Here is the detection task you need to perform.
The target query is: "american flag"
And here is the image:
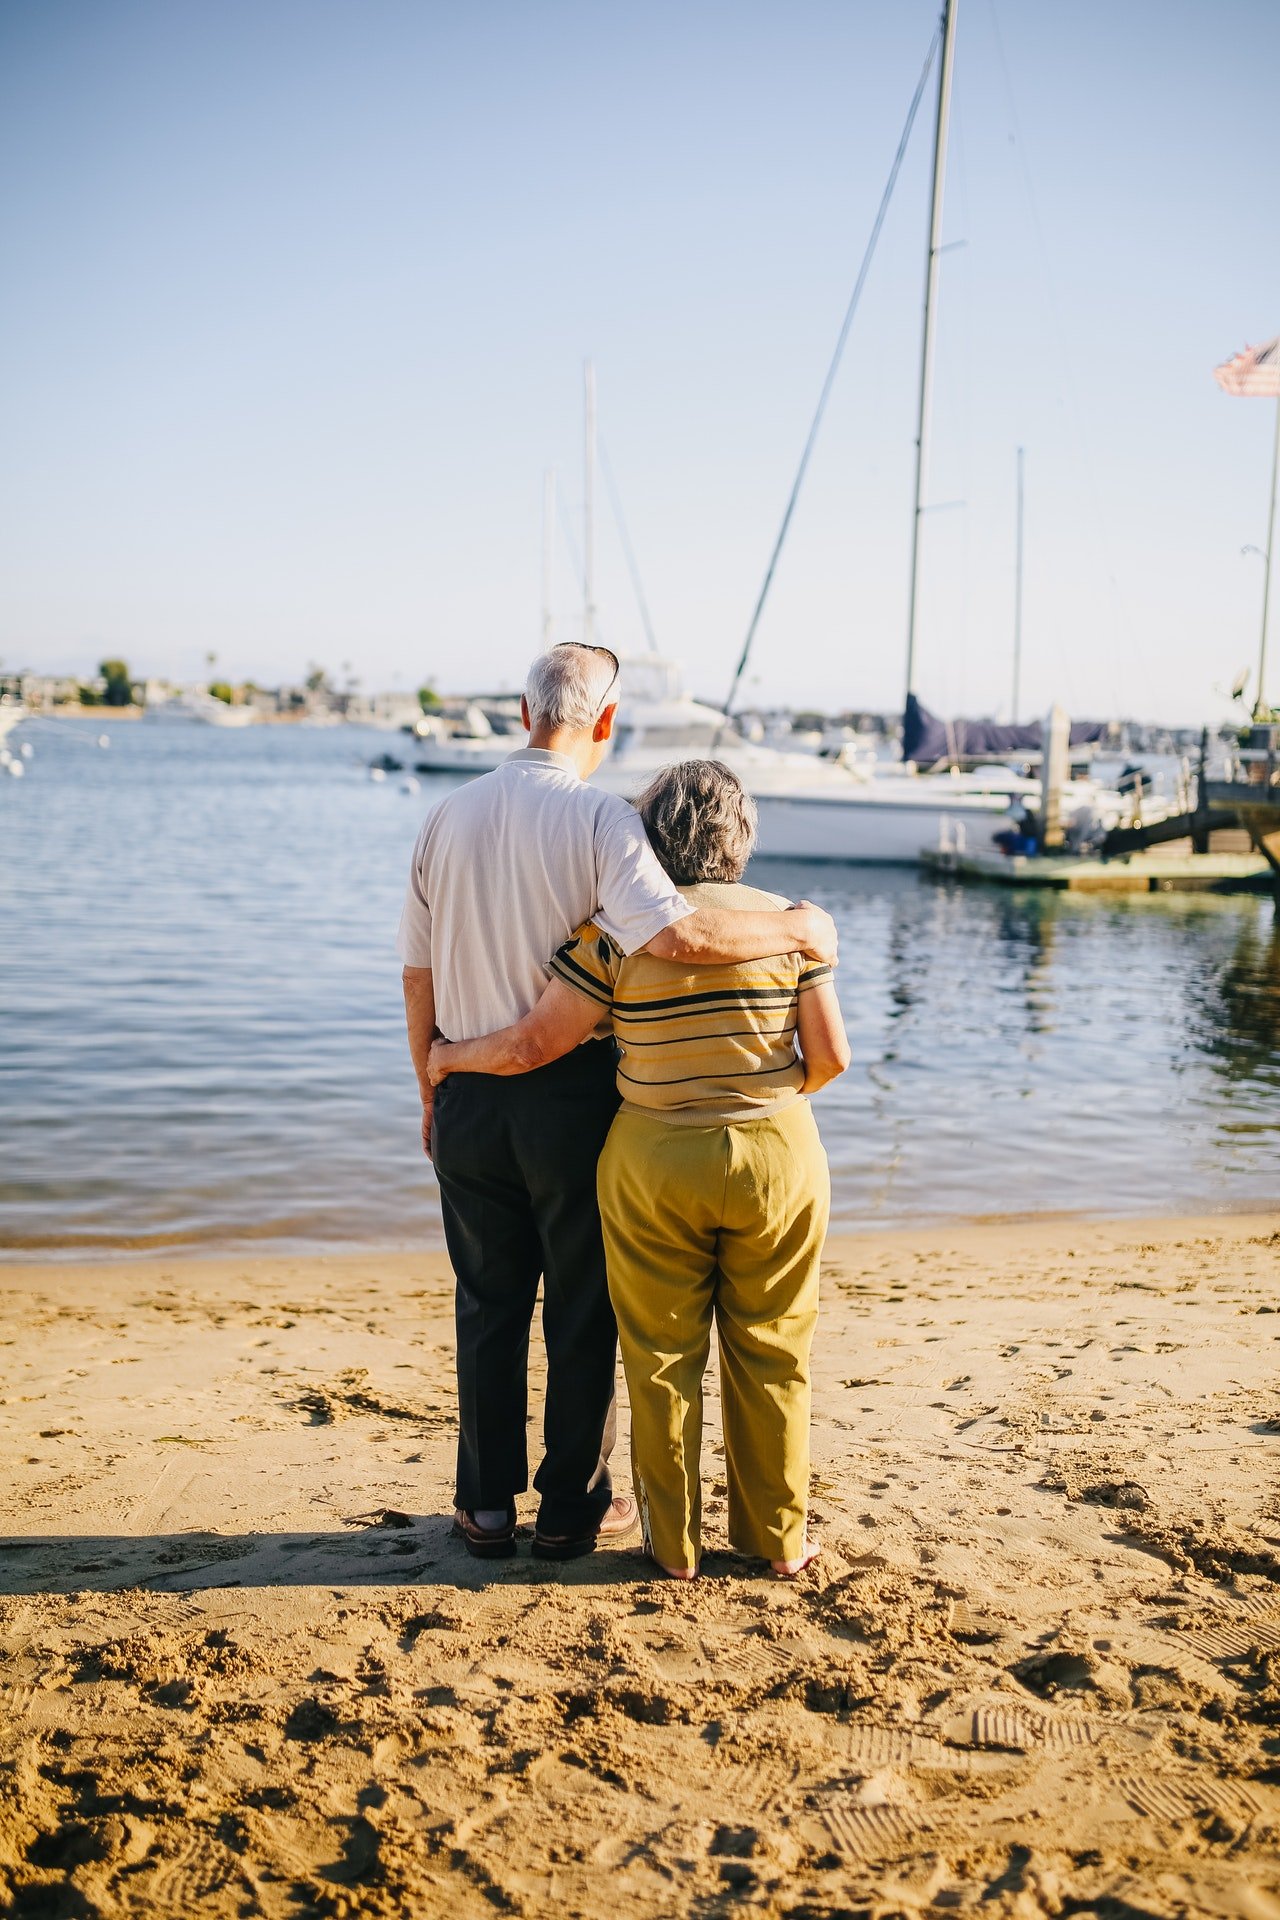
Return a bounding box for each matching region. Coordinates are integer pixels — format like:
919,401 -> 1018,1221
1215,336 -> 1280,397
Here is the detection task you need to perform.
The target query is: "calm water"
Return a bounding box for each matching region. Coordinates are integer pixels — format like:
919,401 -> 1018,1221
2,719 -> 1277,1258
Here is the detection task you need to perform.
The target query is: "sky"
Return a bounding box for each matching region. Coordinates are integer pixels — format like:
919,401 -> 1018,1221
1,0 -> 1278,725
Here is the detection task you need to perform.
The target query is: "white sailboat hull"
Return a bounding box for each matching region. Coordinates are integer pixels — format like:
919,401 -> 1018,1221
411,742 -> 1011,865
750,786 -> 1008,863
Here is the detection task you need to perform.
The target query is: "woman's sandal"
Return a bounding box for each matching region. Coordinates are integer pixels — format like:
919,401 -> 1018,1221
451,1506 -> 517,1560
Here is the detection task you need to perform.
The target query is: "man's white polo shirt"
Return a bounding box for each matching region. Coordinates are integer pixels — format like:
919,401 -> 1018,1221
396,748 -> 694,1043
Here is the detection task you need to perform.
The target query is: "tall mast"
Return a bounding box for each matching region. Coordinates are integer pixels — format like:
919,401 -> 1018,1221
1255,395 -> 1280,720
542,468 -> 556,645
903,0 -> 958,714
583,359 -> 598,647
1012,445 -> 1025,722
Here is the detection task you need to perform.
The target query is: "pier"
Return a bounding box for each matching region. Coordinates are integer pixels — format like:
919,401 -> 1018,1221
921,846 -> 1271,892
924,720 -> 1280,894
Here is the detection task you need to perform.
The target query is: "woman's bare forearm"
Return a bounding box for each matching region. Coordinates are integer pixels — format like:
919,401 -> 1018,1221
799,1058 -> 844,1095
429,979 -> 603,1084
795,978 -> 851,1096
431,1021 -> 545,1080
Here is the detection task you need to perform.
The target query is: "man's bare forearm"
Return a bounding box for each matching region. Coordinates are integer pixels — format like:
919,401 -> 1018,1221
647,902 -> 837,967
402,966 -> 438,1101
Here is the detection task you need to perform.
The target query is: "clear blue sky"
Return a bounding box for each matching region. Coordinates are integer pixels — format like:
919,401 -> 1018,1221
1,0 -> 1277,723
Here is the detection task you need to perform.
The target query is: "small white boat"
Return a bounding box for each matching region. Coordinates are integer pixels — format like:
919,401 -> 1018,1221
143,691 -> 258,726
409,702 -> 523,770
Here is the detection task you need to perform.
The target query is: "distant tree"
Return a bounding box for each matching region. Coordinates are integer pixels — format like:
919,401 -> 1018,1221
209,681 -> 234,705
78,684 -> 100,706
99,659 -> 133,707
305,664 -> 331,694
418,682 -> 441,712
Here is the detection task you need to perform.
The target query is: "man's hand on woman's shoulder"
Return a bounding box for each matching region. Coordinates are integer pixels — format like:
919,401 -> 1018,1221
790,901 -> 838,968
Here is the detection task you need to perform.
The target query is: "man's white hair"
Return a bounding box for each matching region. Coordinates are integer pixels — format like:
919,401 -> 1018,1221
524,645 -> 616,732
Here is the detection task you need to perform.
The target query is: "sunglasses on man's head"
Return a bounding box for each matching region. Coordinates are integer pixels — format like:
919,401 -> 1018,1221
555,641 -> 620,718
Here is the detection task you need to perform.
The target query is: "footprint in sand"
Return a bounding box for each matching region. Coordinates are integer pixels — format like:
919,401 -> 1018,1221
940,1703 -> 1136,1754
1182,1615 -> 1280,1662
1111,1766 -> 1263,1830
822,1800 -> 926,1864
716,1756 -> 798,1815
137,1828 -> 251,1911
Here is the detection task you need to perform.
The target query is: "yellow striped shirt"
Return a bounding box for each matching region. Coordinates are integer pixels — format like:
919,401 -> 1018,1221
549,880 -> 832,1126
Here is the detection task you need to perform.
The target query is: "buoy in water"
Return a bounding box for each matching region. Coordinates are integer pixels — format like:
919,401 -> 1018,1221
400,776 -> 421,795
369,766 -> 386,782
19,742 -> 33,759
98,735 -> 110,748
8,759 -> 24,777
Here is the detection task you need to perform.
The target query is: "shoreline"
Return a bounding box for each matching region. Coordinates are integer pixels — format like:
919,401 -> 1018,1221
4,1208 -> 1280,1915
4,1196 -> 1278,1268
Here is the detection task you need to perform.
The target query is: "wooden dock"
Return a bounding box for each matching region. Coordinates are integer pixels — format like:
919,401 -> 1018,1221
920,847 -> 1274,893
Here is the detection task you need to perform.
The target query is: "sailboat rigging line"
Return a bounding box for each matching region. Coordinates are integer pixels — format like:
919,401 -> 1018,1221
717,24 -> 942,729
599,435 -> 661,656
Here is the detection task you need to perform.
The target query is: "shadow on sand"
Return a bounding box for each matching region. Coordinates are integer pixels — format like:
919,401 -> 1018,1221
0,1518 -> 775,1596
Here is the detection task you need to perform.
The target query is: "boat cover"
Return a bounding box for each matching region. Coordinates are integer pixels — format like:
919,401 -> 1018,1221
902,695 -> 1108,766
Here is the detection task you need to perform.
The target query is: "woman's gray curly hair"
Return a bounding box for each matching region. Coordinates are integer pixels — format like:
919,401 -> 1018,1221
634,759 -> 758,885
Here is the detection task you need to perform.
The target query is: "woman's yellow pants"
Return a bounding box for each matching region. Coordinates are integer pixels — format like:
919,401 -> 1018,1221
597,1099 -> 830,1572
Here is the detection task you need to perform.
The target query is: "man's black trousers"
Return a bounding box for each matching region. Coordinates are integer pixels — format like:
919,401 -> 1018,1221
431,1039 -> 621,1537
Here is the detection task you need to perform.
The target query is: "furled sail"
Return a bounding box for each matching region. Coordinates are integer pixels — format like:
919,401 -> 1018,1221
901,695 -> 1107,767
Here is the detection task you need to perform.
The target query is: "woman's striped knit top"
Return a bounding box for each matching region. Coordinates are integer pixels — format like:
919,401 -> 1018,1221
549,880 -> 833,1126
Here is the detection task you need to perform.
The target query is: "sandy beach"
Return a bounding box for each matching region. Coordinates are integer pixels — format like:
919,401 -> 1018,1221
3,1211 -> 1280,1918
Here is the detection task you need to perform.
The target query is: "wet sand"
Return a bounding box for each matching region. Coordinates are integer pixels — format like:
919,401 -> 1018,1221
3,1212 -> 1280,1918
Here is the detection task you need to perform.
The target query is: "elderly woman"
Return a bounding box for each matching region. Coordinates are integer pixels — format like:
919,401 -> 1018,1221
428,760 -> 849,1579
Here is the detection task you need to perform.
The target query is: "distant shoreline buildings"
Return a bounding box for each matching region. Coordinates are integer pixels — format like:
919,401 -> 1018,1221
0,659 -> 1232,756
1,660 -> 427,731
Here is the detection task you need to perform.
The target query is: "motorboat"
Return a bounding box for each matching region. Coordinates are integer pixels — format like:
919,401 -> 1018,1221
410,701 -> 524,771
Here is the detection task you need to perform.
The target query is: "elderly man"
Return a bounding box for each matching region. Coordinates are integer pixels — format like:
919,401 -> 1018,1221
399,643 -> 836,1562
